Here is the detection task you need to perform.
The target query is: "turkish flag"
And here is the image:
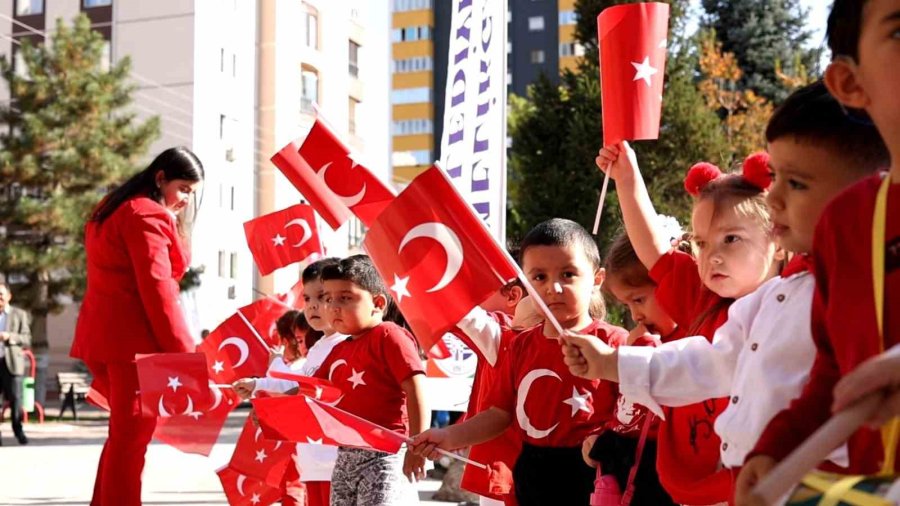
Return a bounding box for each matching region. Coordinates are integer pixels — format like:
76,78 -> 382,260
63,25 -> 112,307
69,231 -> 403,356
598,2 -> 670,145
239,287 -> 303,349
362,165 -> 518,351
244,204 -> 322,276
217,465 -> 281,506
135,353 -> 211,419
267,370 -> 343,403
276,278 -> 305,310
229,416 -> 296,488
153,383 -> 239,456
271,118 -> 396,229
252,395 -> 407,453
198,313 -> 271,385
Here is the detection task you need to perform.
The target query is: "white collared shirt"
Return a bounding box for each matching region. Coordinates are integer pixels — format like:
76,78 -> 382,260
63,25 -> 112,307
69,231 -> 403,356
618,271 -> 848,468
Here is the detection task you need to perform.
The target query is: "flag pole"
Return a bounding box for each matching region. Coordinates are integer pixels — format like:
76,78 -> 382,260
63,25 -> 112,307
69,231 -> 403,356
236,308 -> 273,352
252,288 -> 294,310
592,168 -> 612,235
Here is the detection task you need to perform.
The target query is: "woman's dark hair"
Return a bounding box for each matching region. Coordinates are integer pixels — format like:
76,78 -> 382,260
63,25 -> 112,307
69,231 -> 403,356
827,0 -> 868,60
295,312 -> 324,350
91,146 -> 204,225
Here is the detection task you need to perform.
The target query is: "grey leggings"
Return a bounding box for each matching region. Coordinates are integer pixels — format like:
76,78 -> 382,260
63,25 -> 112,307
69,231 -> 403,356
330,447 -> 419,506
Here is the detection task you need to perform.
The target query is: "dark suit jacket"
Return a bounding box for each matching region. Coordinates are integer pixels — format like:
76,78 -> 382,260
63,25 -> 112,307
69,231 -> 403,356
2,306 -> 32,376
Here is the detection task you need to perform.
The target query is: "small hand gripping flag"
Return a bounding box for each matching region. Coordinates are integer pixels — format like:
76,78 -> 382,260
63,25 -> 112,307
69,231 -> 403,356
243,204 -> 322,276
363,165 -> 519,352
598,2 -> 670,145
271,117 -> 396,229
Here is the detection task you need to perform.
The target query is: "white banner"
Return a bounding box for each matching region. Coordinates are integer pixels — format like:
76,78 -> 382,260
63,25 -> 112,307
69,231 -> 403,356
440,0 -> 508,241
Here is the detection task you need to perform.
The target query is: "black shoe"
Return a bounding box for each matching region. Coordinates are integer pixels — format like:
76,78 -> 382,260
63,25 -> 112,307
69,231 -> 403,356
15,432 -> 27,445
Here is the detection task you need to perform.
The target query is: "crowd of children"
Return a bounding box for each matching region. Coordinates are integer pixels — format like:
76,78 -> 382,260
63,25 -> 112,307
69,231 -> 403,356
229,1 -> 900,504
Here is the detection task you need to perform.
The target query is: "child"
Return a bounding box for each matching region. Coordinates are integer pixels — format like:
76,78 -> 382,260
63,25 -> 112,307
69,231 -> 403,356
738,0 -> 900,500
314,255 -> 428,505
411,218 -> 628,506
563,80 -> 889,502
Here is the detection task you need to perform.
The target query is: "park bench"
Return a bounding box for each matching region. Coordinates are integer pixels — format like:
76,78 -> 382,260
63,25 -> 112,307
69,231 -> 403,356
57,371 -> 92,421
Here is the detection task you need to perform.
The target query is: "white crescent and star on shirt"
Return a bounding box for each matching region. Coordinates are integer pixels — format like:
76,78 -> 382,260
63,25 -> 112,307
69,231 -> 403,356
515,369 -> 595,439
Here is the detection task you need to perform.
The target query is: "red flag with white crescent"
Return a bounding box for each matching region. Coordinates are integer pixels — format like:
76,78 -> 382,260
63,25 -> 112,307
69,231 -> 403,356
152,383 -> 240,456
198,313 -> 270,385
243,204 -> 322,276
217,465 -> 281,506
229,416 -> 296,488
135,353 -> 211,419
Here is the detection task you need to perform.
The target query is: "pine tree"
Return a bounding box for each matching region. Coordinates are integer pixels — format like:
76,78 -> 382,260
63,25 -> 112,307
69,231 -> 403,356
701,0 -> 820,103
0,15 -> 160,335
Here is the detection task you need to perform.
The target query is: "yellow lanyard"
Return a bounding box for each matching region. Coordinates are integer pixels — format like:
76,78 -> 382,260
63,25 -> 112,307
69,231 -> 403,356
873,175 -> 900,475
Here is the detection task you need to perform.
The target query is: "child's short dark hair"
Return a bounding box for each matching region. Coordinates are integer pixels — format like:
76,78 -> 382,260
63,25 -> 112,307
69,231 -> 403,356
765,80 -> 888,172
302,257 -> 341,284
276,310 -> 302,339
519,218 -> 602,271
827,0 -> 867,60
320,254 -> 387,297
604,232 -> 653,289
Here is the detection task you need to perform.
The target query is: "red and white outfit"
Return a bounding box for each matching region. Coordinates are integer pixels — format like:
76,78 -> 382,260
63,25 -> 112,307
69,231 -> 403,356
618,259 -> 848,489
752,174 -> 900,473
70,196 -> 195,506
646,250 -> 733,505
253,332 -> 347,506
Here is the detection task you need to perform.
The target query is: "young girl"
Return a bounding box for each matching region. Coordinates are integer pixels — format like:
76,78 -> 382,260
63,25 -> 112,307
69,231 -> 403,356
411,218 -> 628,506
590,145 -> 781,505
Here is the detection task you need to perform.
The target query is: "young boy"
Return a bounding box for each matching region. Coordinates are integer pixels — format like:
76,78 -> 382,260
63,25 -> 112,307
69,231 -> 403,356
314,255 -> 428,505
737,0 -> 900,499
561,79 -> 889,500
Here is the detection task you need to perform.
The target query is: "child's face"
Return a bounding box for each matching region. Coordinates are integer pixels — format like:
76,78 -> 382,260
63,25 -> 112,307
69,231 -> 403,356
767,137 -> 870,254
691,199 -> 778,299
290,329 -> 309,357
607,279 -> 677,337
302,279 -> 331,332
322,279 -> 385,336
522,242 -> 602,330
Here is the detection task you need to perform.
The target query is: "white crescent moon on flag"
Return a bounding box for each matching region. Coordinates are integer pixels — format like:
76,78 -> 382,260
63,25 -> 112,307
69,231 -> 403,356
208,381 -> 223,411
158,394 -> 194,418
326,359 -> 347,406
317,162 -> 366,207
218,337 -> 250,368
284,218 -> 313,248
255,427 -> 263,442
398,222 -> 464,293
236,474 -> 247,496
516,369 -> 561,439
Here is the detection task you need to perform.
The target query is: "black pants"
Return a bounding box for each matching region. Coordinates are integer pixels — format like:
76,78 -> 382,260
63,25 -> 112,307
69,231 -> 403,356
0,360 -> 24,437
588,431 -> 677,506
514,443 -> 597,505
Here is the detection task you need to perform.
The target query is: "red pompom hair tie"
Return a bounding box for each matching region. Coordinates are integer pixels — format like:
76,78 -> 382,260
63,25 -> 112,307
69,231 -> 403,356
742,151 -> 772,191
684,162 -> 723,196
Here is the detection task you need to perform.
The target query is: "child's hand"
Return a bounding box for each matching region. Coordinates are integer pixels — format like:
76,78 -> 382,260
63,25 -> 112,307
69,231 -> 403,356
581,434 -> 600,468
403,450 -> 427,483
595,141 -> 639,183
232,378 -> 256,400
560,333 -> 617,381
832,349 -> 900,427
734,455 -> 776,506
409,428 -> 452,461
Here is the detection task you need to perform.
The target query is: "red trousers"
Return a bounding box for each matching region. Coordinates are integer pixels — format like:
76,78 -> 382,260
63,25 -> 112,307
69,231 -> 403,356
306,481 -> 331,506
88,361 -> 157,506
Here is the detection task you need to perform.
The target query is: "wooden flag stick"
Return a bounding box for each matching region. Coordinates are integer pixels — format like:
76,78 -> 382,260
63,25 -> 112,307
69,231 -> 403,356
251,288 -> 294,310
211,384 -> 234,389
236,308 -> 273,352
751,392 -> 884,504
592,167 -> 612,235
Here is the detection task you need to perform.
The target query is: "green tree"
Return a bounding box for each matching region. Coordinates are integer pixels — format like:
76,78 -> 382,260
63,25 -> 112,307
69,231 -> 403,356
701,0 -> 820,103
0,15 -> 160,337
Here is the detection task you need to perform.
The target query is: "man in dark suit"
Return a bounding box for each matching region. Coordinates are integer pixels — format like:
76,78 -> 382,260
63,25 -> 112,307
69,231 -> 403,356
0,281 -> 31,445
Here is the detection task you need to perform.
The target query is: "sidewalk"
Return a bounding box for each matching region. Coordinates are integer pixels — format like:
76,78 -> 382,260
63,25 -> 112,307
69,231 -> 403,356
0,407 -> 456,505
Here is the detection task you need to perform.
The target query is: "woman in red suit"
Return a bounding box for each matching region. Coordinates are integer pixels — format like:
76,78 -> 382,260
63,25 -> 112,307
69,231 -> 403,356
70,146 -> 204,506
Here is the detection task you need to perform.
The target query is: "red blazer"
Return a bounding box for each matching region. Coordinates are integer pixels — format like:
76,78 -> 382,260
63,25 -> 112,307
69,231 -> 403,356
71,196 -> 195,363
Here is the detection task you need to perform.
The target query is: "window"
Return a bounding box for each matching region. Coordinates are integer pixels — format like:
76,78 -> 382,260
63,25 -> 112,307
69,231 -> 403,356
230,186 -> 235,210
232,53 -> 236,77
531,50 -> 545,64
347,217 -> 366,249
349,98 -> 359,135
218,250 -> 227,277
16,0 -> 43,16
219,48 -> 225,72
392,119 -> 433,136
100,40 -> 111,72
349,41 -> 360,78
83,0 -> 112,6
301,68 -> 319,113
12,48 -> 29,79
528,16 -> 545,31
393,0 -> 432,12
229,252 -> 238,279
391,87 -> 431,104
219,114 -> 226,139
559,11 -> 578,25
391,56 -> 433,74
392,149 -> 433,166
560,43 -> 575,57
305,9 -> 319,49
393,25 -> 432,42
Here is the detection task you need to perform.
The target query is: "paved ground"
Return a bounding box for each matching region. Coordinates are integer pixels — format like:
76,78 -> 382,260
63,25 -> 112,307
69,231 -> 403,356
0,406 -> 456,505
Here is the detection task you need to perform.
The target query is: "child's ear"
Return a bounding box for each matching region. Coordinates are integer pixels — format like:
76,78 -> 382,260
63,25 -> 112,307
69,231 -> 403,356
507,285 -> 525,307
824,58 -> 870,110
372,293 -> 388,313
594,268 -> 606,288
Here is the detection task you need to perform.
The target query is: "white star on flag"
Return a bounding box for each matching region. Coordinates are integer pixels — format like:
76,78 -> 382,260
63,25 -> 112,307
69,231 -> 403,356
307,437 -> 323,445
250,493 -> 261,504
212,361 -> 225,374
254,449 -> 267,463
347,368 -> 367,390
562,386 -> 592,417
631,56 -> 658,87
167,376 -> 182,392
272,233 -> 286,246
390,274 -> 411,303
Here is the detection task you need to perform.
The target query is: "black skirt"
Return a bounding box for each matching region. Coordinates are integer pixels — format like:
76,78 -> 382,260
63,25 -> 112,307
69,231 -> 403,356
588,430 -> 677,506
514,442 -> 597,505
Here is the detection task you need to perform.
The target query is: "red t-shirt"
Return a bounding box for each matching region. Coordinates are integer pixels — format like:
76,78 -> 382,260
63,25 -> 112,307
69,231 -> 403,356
649,250 -> 732,504
488,320 -> 627,448
314,322 -> 425,435
753,174 -> 900,473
